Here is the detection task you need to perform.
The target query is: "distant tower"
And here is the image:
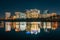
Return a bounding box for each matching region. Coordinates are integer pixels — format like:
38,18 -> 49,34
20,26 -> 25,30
5,12 -> 11,19
14,12 -> 20,32
5,12 -> 11,32
19,12 -> 26,19
15,12 -> 20,18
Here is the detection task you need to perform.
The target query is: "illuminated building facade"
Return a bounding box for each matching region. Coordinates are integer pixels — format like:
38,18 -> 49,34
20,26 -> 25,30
15,12 -> 20,18
5,12 -> 11,31
14,12 -> 20,32
0,9 -> 59,35
20,12 -> 26,19
26,9 -> 40,18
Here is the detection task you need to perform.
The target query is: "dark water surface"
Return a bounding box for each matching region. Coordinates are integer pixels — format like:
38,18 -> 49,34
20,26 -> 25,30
0,27 -> 60,40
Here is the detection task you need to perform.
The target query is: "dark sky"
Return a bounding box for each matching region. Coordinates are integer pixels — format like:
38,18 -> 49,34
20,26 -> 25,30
0,0 -> 60,17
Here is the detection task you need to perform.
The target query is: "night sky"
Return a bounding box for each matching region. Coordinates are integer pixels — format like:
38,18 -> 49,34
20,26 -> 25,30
0,0 -> 60,17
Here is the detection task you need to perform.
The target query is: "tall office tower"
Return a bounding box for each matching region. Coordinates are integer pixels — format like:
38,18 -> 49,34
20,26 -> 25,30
5,12 -> 11,19
26,10 -> 31,18
5,12 -> 11,32
19,12 -> 26,19
51,13 -> 57,30
26,9 -> 40,18
13,15 -> 16,29
20,22 -> 26,31
15,12 -> 20,18
52,22 -> 58,30
14,12 -> 20,32
42,10 -> 49,32
30,22 -> 40,34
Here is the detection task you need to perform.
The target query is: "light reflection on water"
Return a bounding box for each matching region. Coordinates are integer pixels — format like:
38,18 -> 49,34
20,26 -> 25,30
0,27 -> 60,40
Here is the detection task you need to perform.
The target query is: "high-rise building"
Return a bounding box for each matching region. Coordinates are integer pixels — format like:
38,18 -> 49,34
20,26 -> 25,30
5,12 -> 11,32
5,12 -> 11,19
20,12 -> 26,19
26,10 -> 31,18
51,13 -> 57,30
14,12 -> 20,32
13,15 -> 16,29
15,12 -> 20,18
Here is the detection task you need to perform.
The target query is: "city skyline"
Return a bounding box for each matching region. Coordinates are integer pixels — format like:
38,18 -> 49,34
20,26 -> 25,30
0,9 -> 59,18
0,9 -> 58,33
0,0 -> 60,39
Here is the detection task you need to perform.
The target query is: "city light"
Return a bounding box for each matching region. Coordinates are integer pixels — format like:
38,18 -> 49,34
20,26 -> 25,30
0,9 -> 59,35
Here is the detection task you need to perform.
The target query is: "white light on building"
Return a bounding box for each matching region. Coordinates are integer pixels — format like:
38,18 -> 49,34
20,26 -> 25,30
20,12 -> 26,19
5,12 -> 11,32
15,12 -> 20,18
